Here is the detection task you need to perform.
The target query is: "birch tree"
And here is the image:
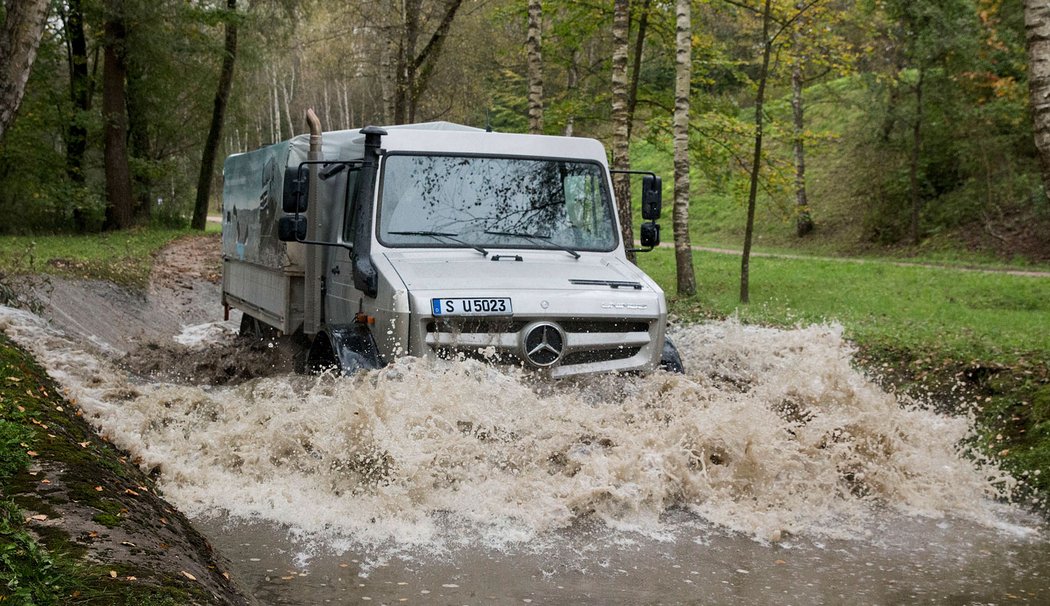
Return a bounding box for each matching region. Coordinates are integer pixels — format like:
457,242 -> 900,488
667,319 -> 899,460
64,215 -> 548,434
673,0 -> 697,295
1026,0 -> 1050,199
527,0 -> 544,133
611,0 -> 634,262
0,0 -> 50,142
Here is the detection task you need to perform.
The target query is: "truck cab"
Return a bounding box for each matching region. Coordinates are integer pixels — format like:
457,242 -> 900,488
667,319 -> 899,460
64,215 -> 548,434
221,121 -> 682,377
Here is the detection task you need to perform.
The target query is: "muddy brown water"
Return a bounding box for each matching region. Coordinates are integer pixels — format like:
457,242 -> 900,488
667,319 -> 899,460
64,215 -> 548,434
2,251 -> 1048,604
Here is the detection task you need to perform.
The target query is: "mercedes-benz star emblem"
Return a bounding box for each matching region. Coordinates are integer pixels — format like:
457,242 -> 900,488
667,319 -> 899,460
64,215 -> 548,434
521,322 -> 565,368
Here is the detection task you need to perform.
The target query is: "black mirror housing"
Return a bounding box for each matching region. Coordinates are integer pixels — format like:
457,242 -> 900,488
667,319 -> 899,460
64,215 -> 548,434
640,221 -> 660,248
282,167 -> 308,213
641,175 -> 662,221
278,215 -> 306,242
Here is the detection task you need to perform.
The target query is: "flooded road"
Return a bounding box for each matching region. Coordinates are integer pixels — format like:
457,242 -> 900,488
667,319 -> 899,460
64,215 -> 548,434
1,272 -> 1047,604
195,512 -> 1046,605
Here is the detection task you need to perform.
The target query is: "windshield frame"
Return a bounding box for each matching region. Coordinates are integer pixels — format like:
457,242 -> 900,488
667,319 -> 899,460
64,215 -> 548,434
374,151 -> 621,253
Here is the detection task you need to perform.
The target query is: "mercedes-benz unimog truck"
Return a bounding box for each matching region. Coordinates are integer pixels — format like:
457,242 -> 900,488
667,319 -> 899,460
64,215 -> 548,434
221,113 -> 683,377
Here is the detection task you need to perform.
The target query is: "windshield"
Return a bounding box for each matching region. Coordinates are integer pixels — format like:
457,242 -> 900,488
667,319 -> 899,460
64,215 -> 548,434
377,154 -> 618,252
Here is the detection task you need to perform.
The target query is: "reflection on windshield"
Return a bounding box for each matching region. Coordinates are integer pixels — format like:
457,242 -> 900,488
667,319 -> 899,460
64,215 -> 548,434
378,155 -> 617,252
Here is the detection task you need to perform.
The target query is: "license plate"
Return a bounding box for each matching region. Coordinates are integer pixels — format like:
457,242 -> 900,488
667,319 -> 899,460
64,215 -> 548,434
431,297 -> 512,316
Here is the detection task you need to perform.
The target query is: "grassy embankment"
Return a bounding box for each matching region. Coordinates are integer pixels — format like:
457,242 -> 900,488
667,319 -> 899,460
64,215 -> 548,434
0,227 -> 243,604
0,334 -> 242,604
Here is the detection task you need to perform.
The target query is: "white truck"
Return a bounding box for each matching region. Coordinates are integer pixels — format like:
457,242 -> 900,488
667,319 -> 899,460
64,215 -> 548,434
221,116 -> 683,377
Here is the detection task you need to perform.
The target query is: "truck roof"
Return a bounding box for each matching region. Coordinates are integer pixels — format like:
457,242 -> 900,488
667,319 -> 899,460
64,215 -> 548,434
281,122 -> 610,165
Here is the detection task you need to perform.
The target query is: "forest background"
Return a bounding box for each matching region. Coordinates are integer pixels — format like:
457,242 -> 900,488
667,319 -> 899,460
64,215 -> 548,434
2,0 -> 1049,273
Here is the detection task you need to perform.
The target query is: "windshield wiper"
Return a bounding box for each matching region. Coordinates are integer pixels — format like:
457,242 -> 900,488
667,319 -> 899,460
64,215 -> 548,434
388,231 -> 489,257
485,230 -> 580,259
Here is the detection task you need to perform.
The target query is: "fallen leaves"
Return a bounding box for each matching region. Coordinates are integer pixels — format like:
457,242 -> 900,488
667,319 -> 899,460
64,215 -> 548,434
181,571 -> 196,581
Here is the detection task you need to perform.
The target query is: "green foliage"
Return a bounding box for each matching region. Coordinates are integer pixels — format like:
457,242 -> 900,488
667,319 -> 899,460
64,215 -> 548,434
0,421 -> 31,483
0,500 -> 64,605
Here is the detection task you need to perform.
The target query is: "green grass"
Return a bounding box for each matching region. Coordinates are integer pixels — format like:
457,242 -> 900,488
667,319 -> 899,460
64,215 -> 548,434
0,227 -> 210,289
640,247 -> 1050,362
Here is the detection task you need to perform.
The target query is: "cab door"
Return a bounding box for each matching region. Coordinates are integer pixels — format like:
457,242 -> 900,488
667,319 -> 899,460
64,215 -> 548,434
324,167 -> 363,326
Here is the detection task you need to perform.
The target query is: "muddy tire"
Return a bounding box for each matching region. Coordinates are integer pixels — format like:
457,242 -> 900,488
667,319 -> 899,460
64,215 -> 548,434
305,333 -> 340,374
659,337 -> 685,373
239,314 -> 276,340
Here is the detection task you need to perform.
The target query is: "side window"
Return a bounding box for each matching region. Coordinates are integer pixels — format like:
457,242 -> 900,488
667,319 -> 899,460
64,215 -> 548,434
343,168 -> 360,244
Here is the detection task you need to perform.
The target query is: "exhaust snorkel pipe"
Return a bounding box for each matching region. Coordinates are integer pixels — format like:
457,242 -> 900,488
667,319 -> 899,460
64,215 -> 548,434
352,125 -> 387,298
303,108 -> 323,335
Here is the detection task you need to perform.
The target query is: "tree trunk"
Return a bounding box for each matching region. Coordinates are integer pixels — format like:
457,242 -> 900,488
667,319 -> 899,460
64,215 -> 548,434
1025,0 -> 1050,199
627,0 -> 651,139
564,50 -> 578,136
0,0 -> 50,142
526,0 -> 544,134
64,0 -> 90,184
271,68 -> 281,141
611,0 -> 634,263
281,64 -> 295,138
394,0 -> 421,124
792,54 -> 813,237
740,0 -> 773,304
127,49 -> 153,222
409,0 -> 463,122
102,1 -> 134,231
192,0 -> 239,231
673,0 -> 696,296
909,68 -> 925,246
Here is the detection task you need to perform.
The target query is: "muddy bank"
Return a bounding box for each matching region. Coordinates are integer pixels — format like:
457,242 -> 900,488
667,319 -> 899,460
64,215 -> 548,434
1,235 -> 254,604
0,332 -> 251,605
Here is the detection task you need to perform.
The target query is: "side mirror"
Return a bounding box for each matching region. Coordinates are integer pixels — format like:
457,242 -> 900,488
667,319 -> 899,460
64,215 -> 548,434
278,215 -> 306,241
641,175 -> 662,221
640,222 -> 660,248
282,166 -> 308,213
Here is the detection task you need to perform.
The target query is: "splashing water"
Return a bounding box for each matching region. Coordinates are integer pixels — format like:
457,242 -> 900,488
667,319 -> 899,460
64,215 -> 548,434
0,306 -> 1022,552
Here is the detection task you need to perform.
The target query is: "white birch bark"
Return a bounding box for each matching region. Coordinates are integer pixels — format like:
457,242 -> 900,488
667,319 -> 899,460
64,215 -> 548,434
1026,0 -> 1050,198
526,0 -> 544,134
611,0 -> 634,262
673,0 -> 696,295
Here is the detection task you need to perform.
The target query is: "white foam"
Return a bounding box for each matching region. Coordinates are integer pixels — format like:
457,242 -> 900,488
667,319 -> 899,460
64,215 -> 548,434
0,305 -> 1029,552
173,320 -> 239,347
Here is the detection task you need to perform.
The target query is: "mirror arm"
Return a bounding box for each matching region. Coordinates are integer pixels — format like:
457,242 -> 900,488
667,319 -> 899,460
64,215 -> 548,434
609,169 -> 659,179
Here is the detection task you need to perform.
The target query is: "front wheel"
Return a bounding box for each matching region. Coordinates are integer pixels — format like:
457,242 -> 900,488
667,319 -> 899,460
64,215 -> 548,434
659,337 -> 685,374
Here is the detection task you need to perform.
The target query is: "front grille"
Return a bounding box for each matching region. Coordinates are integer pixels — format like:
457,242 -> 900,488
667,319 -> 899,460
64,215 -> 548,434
422,315 -> 653,374
559,320 -> 650,334
427,319 -> 530,334
562,347 -> 641,365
